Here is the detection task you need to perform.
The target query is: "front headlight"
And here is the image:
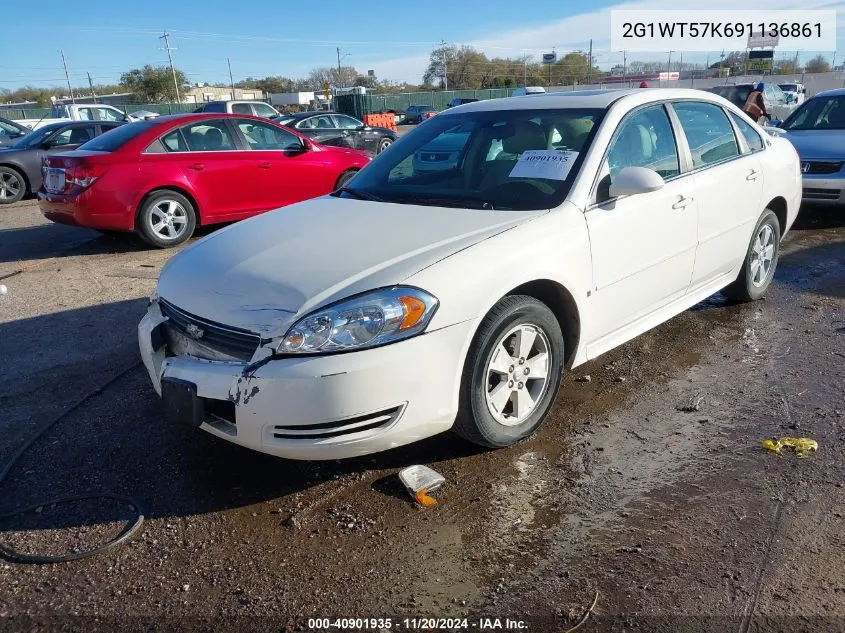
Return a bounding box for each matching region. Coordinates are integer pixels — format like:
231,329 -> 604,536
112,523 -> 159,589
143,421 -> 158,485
278,286 -> 439,354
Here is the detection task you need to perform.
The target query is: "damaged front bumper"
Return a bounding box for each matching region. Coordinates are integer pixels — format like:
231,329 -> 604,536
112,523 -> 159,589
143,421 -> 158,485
138,300 -> 476,460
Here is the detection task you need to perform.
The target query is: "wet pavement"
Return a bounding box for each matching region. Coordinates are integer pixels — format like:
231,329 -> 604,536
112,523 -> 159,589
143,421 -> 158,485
0,200 -> 843,632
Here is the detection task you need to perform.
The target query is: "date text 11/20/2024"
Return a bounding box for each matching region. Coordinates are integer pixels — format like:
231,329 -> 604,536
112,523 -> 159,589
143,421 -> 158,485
307,617 -> 528,630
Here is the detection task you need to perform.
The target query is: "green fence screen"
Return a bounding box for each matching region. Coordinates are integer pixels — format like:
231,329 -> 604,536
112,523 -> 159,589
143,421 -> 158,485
334,89 -> 513,118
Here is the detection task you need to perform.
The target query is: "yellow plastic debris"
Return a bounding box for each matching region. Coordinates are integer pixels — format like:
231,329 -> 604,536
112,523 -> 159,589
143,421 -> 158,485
414,489 -> 439,507
762,437 -> 818,458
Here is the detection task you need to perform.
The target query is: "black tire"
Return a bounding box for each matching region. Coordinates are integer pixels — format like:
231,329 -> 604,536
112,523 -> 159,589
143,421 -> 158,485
723,209 -> 781,302
0,166 -> 26,204
136,190 -> 196,248
377,137 -> 393,154
334,169 -> 358,190
453,295 -> 565,448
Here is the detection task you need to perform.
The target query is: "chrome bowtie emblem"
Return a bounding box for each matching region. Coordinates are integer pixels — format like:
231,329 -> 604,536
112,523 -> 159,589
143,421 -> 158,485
185,323 -> 204,340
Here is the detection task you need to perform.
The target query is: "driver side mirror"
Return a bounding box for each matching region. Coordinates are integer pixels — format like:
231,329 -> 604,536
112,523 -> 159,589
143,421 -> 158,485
608,167 -> 665,198
298,137 -> 314,152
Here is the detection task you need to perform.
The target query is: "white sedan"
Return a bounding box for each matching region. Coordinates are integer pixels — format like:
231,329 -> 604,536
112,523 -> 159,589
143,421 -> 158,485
138,88 -> 801,460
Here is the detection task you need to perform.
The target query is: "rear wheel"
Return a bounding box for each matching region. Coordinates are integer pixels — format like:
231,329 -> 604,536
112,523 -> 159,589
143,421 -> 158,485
136,190 -> 196,248
453,296 -> 565,448
723,209 -> 780,301
0,167 -> 25,204
334,169 -> 358,190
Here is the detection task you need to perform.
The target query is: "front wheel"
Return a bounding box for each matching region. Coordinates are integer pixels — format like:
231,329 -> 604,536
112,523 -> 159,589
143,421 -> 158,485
334,169 -> 358,190
136,190 -> 196,248
723,209 -> 780,301
453,296 -> 565,448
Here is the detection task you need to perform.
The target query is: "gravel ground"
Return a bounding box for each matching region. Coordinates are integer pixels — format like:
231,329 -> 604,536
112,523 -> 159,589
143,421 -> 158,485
0,199 -> 843,633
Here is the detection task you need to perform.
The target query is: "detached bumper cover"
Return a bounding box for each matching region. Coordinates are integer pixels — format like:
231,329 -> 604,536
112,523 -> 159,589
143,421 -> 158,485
138,301 -> 477,460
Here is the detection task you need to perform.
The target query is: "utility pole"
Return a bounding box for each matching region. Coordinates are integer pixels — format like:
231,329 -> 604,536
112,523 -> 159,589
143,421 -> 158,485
336,47 -> 343,90
160,32 -> 181,103
440,40 -> 448,91
667,50 -> 672,73
87,72 -> 96,98
622,50 -> 627,83
588,39 -> 593,85
60,49 -> 75,104
228,58 -> 235,100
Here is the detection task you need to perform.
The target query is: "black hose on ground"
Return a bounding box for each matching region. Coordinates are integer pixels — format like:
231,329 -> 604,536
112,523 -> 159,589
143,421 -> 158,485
0,362 -> 145,563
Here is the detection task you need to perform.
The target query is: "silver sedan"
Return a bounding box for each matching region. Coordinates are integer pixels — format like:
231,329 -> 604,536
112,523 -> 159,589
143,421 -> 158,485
772,88 -> 845,205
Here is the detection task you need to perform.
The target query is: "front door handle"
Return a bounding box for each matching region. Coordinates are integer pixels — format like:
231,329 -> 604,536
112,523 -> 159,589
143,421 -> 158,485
672,195 -> 694,210
258,161 -> 272,169
187,162 -> 204,171
746,169 -> 760,181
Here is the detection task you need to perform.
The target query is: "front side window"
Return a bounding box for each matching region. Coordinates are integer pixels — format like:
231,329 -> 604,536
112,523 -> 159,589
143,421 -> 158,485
338,107 -> 604,211
606,104 -> 680,179
333,115 -> 362,130
673,101 -> 739,168
202,102 -> 226,113
729,112 -> 764,152
237,120 -> 302,150
0,121 -> 21,137
783,96 -> 845,130
231,103 -> 252,114
179,120 -> 237,151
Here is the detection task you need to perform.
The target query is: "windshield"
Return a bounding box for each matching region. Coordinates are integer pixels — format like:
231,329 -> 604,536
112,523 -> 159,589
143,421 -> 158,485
11,123 -> 66,149
779,84 -> 798,92
336,107 -> 604,211
783,95 -> 845,131
79,121 -> 156,152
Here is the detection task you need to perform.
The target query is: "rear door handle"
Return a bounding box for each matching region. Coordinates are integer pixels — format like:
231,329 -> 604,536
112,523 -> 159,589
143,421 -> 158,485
258,161 -> 272,169
187,162 -> 204,171
746,169 -> 759,181
672,195 -> 694,210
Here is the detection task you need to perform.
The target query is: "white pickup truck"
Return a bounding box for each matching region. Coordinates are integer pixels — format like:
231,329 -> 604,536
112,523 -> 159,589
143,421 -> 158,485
14,103 -> 134,130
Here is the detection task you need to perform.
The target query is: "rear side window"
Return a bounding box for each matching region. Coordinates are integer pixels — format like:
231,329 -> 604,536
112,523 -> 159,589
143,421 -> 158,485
729,112 -> 764,152
80,121 -> 156,152
179,120 -> 237,151
673,101 -> 739,168
231,103 -> 252,114
202,102 -> 226,113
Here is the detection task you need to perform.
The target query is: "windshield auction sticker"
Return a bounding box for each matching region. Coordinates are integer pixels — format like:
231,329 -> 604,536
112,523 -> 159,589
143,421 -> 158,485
610,9 -> 835,51
509,150 -> 579,180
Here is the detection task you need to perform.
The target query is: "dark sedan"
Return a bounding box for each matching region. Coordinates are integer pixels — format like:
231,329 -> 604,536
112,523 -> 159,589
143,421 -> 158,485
273,111 -> 397,155
0,117 -> 30,147
0,120 -> 123,204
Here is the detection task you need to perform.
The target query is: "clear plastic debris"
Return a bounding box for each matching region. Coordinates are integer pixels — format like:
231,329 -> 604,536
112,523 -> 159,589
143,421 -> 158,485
398,465 -> 445,507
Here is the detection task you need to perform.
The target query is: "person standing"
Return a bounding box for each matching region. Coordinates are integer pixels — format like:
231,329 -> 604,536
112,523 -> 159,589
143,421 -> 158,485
742,83 -> 769,123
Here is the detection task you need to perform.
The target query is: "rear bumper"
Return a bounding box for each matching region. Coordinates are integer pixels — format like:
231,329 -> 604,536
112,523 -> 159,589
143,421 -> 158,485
38,188 -> 136,231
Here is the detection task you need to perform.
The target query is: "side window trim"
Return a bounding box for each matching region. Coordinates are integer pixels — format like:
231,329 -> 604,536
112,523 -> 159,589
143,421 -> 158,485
725,109 -> 752,155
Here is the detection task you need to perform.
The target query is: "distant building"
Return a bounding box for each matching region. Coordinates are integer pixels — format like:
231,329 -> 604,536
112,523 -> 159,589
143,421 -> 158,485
180,86 -> 265,104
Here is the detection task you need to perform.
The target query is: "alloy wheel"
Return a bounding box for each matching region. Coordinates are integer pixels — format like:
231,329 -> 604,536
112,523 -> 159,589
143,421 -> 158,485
484,324 -> 551,426
149,199 -> 188,240
750,223 -> 775,287
0,172 -> 22,201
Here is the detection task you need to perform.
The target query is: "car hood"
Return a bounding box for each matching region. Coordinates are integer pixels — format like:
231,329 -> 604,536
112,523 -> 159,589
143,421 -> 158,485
780,129 -> 845,160
157,196 -> 546,337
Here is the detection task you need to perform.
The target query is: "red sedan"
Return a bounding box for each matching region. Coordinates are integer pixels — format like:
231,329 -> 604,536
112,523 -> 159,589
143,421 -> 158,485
38,113 -> 371,247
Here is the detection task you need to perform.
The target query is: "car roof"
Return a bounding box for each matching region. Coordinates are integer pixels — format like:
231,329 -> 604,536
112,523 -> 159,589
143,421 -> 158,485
445,88 -> 743,113
286,111 -> 339,119
812,87 -> 845,98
